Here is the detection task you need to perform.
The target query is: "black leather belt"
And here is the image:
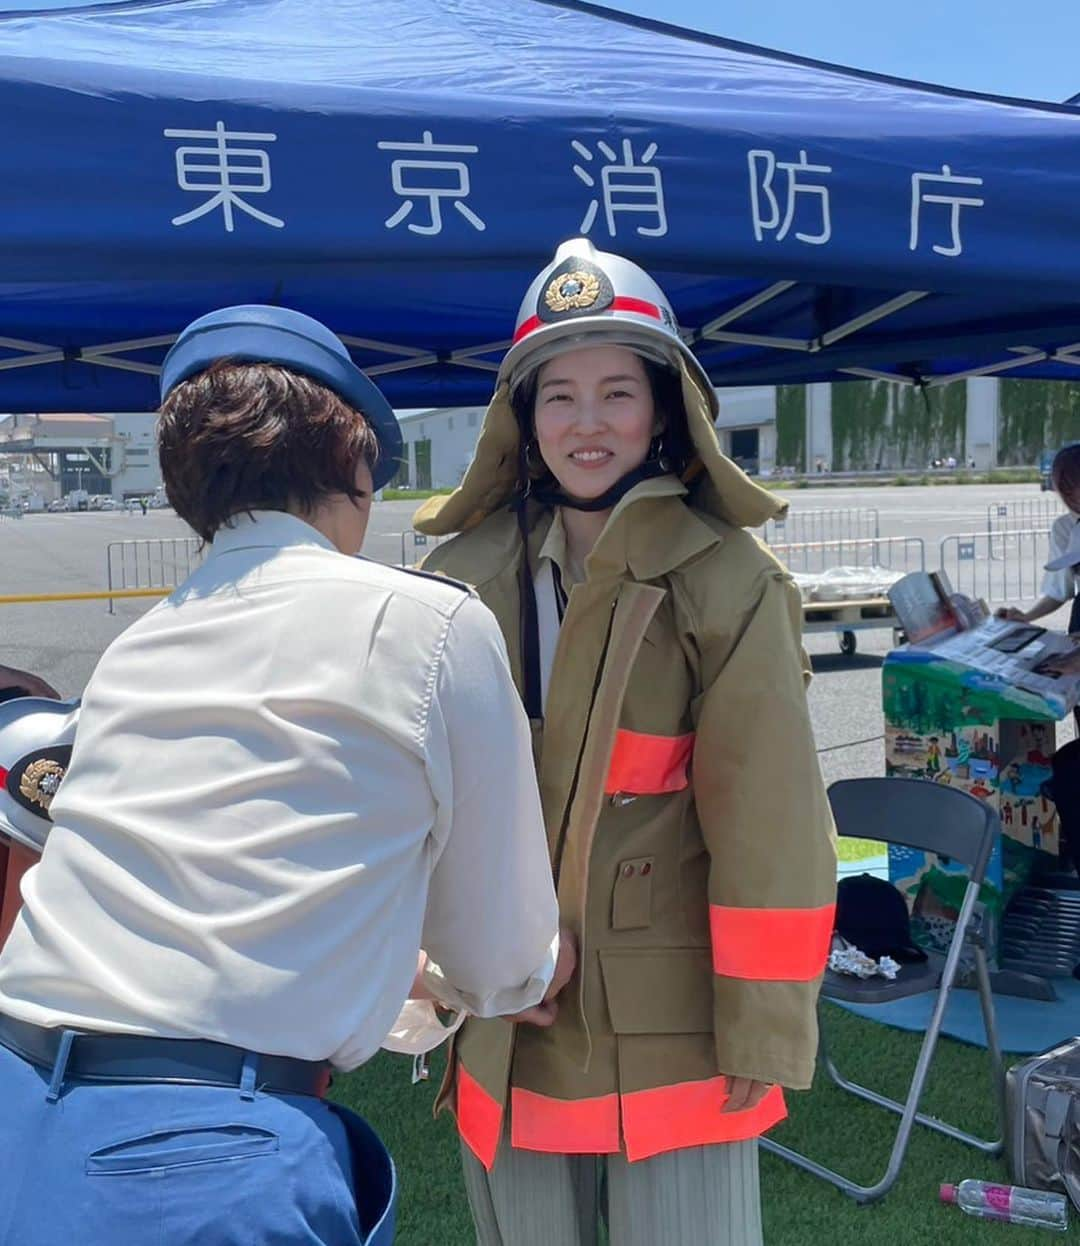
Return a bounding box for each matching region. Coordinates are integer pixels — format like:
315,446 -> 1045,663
0,1011 -> 331,1098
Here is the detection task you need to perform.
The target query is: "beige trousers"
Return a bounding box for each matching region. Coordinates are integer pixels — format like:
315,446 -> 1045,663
460,1135 -> 764,1246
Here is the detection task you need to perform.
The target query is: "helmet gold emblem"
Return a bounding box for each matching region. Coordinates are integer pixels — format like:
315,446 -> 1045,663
19,758 -> 66,813
544,271 -> 601,313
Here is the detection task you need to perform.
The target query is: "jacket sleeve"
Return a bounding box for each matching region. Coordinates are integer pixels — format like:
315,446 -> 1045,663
690,564 -> 836,1091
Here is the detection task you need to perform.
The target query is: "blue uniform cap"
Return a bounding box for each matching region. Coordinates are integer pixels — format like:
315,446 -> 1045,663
160,305 -> 404,493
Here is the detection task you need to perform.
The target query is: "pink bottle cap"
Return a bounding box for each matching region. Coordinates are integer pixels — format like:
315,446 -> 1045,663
940,1184 -> 958,1205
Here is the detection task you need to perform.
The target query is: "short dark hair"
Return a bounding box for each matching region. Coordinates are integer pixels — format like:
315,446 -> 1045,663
158,361 -> 379,542
1052,443 -> 1080,507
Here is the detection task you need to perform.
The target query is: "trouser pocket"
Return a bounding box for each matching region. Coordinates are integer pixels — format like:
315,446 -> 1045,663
86,1123 -> 279,1174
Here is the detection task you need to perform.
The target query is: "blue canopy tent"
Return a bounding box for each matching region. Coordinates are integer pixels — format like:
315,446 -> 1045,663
1,0 -> 1080,413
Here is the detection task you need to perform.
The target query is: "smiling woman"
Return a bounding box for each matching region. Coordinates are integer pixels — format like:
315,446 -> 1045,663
413,238 -> 837,1246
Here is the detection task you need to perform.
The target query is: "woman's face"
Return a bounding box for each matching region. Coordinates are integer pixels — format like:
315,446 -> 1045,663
533,345 -> 657,501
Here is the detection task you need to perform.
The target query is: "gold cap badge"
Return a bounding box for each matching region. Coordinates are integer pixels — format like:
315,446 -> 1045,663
544,270 -> 601,313
19,758 -> 66,813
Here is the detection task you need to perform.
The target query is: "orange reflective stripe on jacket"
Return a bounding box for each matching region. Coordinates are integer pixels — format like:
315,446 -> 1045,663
621,1078 -> 786,1162
604,729 -> 694,796
710,902 -> 835,981
504,1077 -> 785,1162
510,1087 -> 621,1154
457,1062 -> 504,1171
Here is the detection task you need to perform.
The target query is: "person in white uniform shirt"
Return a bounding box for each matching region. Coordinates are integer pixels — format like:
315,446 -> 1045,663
0,305 -> 571,1246
998,443 -> 1080,632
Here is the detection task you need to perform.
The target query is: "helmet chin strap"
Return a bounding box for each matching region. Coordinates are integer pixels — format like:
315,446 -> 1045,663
511,437 -> 672,724
530,457 -> 669,512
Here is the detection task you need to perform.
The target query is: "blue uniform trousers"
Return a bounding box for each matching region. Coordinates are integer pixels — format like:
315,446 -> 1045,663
0,1041 -> 395,1245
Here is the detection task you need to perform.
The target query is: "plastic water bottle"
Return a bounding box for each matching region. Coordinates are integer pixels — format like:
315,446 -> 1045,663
940,1180 -> 1069,1231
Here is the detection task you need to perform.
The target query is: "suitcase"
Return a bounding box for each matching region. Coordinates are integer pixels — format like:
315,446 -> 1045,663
1006,1038 -> 1080,1211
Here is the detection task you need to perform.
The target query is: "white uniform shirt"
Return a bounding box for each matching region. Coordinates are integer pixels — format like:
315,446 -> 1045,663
1042,512 -> 1080,602
0,511 -> 558,1069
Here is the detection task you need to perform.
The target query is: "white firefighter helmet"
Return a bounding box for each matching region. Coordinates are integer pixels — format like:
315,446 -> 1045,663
499,238 -> 713,402
0,696 -> 79,853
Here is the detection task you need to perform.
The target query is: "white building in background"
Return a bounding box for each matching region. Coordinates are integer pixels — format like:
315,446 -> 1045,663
110,413 -> 161,497
712,386 -> 776,474
396,407 -> 484,489
0,413 -> 163,499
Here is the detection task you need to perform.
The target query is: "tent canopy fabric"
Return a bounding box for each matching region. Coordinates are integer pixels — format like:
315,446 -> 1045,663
2,0 -> 1080,412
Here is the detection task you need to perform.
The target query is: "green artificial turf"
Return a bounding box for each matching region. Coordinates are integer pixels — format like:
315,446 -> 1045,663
835,838 -> 886,863
330,1004 -> 1078,1244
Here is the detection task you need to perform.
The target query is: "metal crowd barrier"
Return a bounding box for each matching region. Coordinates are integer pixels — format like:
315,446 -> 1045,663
398,530 -> 448,567
986,498 -> 1062,536
105,538 -> 204,614
986,499 -> 1063,561
762,506 -> 880,548
940,528 -> 1052,606
768,535 -> 926,577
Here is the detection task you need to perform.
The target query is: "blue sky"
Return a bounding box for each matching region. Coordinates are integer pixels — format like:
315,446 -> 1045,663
605,0 -> 1080,103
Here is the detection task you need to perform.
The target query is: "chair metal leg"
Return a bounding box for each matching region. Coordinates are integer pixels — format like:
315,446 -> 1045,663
762,879 -> 1003,1203
762,1009 -> 948,1203
820,1023 -> 1002,1154
972,941 -> 1007,1151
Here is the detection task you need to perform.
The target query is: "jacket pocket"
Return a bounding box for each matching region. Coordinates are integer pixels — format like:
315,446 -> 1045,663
86,1123 -> 279,1175
599,947 -> 712,1034
612,857 -> 654,931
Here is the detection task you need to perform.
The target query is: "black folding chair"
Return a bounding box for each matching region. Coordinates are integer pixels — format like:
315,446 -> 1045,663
761,777 -> 1006,1203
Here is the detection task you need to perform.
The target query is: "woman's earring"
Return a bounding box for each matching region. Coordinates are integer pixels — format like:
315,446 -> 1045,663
524,438 -> 544,474
652,435 -> 671,472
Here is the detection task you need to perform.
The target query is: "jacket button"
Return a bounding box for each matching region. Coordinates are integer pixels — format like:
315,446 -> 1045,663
641,862 -> 652,876
621,864 -> 635,878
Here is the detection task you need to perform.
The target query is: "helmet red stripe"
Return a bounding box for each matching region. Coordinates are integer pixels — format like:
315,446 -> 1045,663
610,296 -> 663,320
512,314 -> 543,344
0,767 -> 7,788
511,296 -> 664,346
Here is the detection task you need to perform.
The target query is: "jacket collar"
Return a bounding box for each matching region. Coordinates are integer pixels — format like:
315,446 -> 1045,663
208,509 -> 338,557
583,475 -> 722,582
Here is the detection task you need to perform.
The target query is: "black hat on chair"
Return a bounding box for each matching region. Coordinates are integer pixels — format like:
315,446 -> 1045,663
835,873 -> 928,963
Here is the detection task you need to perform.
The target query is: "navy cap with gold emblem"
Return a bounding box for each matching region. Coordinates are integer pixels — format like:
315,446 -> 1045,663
0,697 -> 79,852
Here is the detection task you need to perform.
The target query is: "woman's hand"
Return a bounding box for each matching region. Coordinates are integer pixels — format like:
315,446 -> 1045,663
507,928 -> 578,1028
544,928 -> 578,1002
721,1077 -> 772,1114
995,607 -> 1028,623
0,664 -> 59,699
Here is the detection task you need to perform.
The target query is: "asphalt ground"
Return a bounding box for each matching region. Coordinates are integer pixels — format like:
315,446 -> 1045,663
0,481 -> 1074,781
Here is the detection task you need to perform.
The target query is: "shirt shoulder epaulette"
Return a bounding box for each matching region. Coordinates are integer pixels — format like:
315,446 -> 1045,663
394,564 -> 474,595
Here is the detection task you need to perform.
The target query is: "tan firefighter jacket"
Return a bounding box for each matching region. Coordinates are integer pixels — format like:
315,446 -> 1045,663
413,358 -> 837,1166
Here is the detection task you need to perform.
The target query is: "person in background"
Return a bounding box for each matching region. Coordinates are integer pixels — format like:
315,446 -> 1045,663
414,240 -> 836,1246
0,665 -> 58,702
0,305 -> 569,1246
997,443 -> 1080,630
